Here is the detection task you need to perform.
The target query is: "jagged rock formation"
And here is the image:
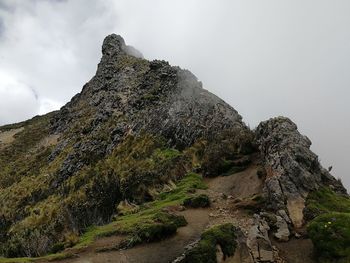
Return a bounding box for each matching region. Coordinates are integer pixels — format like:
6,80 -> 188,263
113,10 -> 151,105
49,34 -> 245,186
256,117 -> 346,232
52,34 -> 243,145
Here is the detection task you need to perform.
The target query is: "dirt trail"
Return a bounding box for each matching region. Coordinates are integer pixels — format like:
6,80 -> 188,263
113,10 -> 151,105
53,209 -> 209,263
45,164 -> 313,263
203,165 -> 263,232
206,165 -> 262,199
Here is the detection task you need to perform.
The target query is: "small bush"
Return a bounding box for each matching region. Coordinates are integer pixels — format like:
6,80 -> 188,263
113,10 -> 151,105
182,223 -> 237,263
183,194 -> 210,208
124,212 -> 187,248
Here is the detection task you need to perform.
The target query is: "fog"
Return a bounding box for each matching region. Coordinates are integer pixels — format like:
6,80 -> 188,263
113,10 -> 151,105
0,0 -> 349,189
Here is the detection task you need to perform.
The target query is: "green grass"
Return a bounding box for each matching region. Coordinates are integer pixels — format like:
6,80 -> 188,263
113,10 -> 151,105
308,212 -> 350,262
181,223 -> 237,263
306,187 -> 350,218
76,172 -> 207,248
306,187 -> 350,262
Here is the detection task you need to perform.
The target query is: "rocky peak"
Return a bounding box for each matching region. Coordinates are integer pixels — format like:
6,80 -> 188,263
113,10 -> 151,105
52,34 -> 245,149
101,34 -> 143,58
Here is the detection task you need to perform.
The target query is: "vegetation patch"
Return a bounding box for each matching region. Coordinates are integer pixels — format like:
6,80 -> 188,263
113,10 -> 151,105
1,173 -> 205,261
306,187 -> 350,262
181,223 -> 237,263
183,194 -> 210,208
305,187 -> 350,220
121,212 -> 187,248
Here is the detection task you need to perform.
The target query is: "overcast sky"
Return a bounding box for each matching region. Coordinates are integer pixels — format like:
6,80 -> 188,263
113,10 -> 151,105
0,0 -> 349,189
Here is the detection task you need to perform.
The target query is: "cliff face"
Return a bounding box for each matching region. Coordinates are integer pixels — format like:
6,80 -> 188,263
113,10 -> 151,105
0,35 -> 348,262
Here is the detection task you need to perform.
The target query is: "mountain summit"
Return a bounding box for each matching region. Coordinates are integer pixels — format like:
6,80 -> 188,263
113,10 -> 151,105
0,35 -> 348,263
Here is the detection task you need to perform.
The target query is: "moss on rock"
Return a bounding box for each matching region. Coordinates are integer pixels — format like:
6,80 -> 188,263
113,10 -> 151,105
181,223 -> 237,263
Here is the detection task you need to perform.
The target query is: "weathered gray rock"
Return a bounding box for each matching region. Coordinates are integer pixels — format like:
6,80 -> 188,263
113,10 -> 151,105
255,117 -> 347,229
247,215 -> 275,262
274,216 -> 290,242
227,228 -> 255,263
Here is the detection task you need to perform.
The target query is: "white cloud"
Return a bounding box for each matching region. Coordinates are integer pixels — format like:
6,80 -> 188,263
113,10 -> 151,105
0,0 -> 118,119
0,71 -> 38,124
38,98 -> 63,115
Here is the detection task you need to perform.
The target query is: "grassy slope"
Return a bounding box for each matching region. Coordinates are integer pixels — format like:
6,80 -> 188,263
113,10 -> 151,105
0,173 -> 207,262
0,107 -> 252,259
0,114 -> 53,188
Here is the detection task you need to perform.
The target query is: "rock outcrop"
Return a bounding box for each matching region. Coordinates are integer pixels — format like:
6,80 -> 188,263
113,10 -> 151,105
256,117 -> 346,230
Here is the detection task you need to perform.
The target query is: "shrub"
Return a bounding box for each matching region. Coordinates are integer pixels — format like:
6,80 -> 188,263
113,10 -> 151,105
308,212 -> 350,261
183,194 -> 210,208
129,212 -> 187,245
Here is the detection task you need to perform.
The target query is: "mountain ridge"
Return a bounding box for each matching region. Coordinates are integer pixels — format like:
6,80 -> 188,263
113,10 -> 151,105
0,34 -> 348,263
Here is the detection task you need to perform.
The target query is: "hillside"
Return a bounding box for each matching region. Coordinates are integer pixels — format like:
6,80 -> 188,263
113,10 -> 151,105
0,34 -> 349,263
